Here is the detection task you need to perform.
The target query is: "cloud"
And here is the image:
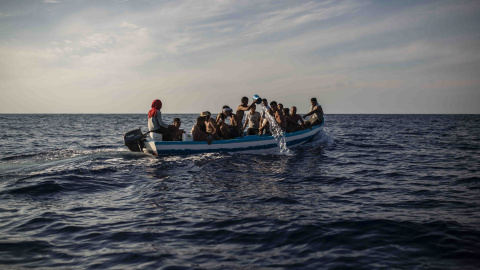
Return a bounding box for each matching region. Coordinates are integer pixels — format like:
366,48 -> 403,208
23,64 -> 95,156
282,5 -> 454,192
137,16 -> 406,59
77,33 -> 114,49
119,21 -> 140,30
0,12 -> 12,18
239,1 -> 363,39
44,23 -> 154,68
151,2 -> 349,56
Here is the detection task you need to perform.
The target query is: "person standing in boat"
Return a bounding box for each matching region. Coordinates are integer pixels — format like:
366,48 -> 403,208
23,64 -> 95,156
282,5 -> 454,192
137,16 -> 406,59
243,104 -> 261,135
261,98 -> 272,114
236,96 -> 257,125
148,99 -> 175,140
258,98 -> 272,135
303,97 -> 324,127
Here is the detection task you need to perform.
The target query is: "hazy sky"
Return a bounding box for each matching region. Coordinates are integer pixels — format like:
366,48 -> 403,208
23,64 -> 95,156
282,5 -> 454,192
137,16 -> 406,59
1,0 -> 479,113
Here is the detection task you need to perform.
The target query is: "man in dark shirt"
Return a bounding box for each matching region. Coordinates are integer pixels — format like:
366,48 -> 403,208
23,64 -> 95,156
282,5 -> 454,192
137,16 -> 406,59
286,106 -> 305,132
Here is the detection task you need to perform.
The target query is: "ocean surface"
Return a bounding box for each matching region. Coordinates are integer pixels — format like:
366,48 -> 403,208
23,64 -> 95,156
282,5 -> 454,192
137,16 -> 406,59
0,114 -> 479,269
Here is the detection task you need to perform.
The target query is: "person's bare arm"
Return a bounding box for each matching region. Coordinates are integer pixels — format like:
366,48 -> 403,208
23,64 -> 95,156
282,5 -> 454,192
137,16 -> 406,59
299,115 -> 305,125
207,120 -> 217,135
304,106 -> 321,118
243,117 -> 249,131
237,101 -> 256,112
229,115 -> 238,128
245,101 -> 256,111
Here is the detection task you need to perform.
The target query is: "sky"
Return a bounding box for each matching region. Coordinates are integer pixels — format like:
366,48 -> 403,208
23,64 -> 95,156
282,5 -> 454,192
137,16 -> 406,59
1,0 -> 479,114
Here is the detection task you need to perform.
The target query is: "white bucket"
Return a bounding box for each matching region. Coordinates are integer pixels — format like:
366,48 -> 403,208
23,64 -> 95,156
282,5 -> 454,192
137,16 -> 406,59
182,133 -> 193,141
149,132 -> 163,141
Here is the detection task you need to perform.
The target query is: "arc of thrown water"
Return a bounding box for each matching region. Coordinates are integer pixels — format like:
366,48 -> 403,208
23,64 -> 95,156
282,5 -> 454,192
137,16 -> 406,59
260,105 -> 291,154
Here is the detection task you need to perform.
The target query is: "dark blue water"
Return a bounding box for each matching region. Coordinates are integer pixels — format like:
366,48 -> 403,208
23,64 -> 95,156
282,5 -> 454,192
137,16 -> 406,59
1,114 -> 479,269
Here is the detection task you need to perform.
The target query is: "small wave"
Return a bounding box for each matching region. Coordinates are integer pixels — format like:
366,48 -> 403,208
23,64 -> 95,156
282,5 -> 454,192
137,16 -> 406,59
1,148 -> 128,163
456,177 -> 480,189
5,181 -> 63,196
263,196 -> 299,204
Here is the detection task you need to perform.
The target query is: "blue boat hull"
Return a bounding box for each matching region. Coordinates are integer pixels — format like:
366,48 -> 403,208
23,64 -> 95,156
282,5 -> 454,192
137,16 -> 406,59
143,123 -> 324,155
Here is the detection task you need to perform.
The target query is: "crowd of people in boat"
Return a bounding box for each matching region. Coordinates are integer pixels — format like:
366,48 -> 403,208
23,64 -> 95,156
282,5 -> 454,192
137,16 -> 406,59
147,96 -> 323,144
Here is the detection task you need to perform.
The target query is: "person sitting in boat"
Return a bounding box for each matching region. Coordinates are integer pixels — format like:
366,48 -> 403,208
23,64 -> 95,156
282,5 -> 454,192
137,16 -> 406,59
216,112 -> 231,139
283,106 -> 303,133
148,99 -> 176,141
236,96 -> 256,125
303,97 -> 324,127
270,101 -> 286,131
201,111 -> 222,140
191,116 -> 212,145
287,106 -> 306,132
223,107 -> 242,138
172,118 -> 185,141
278,103 -> 284,115
243,104 -> 261,135
216,105 -> 230,123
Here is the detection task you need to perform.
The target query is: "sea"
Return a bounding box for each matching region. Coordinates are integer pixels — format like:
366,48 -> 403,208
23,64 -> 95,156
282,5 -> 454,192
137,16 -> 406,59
0,114 -> 479,269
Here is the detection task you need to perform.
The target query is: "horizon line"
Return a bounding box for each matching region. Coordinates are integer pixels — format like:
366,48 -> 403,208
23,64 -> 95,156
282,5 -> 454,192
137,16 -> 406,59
1,113 -> 479,115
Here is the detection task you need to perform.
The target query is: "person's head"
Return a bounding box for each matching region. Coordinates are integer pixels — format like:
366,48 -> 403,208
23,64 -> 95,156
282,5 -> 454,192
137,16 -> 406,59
196,116 -> 204,126
278,103 -> 284,110
173,118 -> 181,128
200,111 -> 210,122
262,98 -> 268,106
250,104 -> 256,113
151,99 -> 162,110
223,107 -> 233,116
218,112 -> 226,122
291,106 -> 297,115
241,96 -> 248,106
310,97 -> 317,106
283,108 -> 290,116
270,101 -> 278,110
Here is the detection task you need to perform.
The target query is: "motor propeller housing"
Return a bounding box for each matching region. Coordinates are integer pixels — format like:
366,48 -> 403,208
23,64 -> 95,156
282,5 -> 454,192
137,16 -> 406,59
124,129 -> 145,152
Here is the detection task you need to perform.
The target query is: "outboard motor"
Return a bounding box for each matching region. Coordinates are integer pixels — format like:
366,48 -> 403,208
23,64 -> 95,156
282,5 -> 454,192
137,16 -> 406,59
124,129 -> 145,152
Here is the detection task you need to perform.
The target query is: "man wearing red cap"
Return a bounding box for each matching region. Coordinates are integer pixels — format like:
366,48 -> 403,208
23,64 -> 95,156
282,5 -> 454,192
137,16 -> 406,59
148,99 -> 175,141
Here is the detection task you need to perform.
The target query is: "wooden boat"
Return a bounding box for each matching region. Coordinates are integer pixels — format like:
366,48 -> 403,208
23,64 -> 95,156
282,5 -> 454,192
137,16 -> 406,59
124,123 -> 324,156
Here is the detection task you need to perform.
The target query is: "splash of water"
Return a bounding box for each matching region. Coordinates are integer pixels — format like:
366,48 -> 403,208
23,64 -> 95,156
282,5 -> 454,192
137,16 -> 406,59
261,105 -> 291,154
